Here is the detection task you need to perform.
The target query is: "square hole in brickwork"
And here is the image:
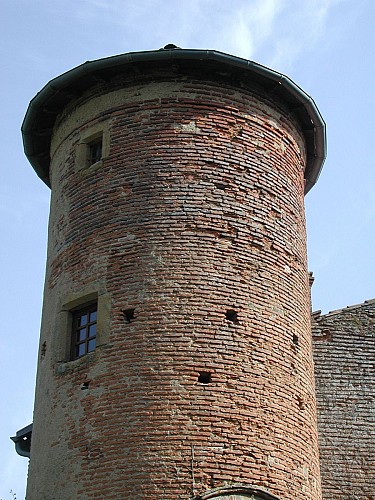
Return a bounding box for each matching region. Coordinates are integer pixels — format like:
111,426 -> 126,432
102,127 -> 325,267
225,309 -> 239,324
123,308 -> 135,323
198,372 -> 211,384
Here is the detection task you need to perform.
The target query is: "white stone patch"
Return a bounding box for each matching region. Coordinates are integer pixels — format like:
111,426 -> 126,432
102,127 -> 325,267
175,120 -> 201,133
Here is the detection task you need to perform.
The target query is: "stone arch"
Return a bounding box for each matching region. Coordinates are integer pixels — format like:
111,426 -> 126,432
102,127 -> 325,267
196,484 -> 280,500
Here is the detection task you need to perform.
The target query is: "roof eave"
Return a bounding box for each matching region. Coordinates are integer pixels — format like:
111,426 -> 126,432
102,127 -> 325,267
22,48 -> 326,193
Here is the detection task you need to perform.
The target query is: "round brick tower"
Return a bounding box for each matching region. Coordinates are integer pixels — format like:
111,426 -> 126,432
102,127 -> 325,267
22,46 -> 326,500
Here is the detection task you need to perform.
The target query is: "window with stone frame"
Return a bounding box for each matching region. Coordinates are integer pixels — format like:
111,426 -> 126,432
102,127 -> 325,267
75,121 -> 109,173
71,303 -> 97,359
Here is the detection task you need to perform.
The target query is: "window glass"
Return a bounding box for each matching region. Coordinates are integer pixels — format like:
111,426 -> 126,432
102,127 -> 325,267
88,339 -> 96,352
77,344 -> 86,357
89,139 -> 102,165
72,303 -> 97,359
79,328 -> 86,342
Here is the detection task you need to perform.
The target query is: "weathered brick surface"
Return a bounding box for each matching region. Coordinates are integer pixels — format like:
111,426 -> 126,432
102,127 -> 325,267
27,73 -> 321,499
313,300 -> 375,499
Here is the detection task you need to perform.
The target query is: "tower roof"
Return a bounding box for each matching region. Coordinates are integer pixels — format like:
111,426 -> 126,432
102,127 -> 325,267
22,46 -> 326,193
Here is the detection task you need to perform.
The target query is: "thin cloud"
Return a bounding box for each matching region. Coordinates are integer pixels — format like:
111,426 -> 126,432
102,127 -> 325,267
205,0 -> 282,60
211,0 -> 345,70
265,0 -> 346,70
39,0 -> 345,72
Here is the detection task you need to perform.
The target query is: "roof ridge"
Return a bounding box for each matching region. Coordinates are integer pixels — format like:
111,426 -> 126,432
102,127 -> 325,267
318,298 -> 375,317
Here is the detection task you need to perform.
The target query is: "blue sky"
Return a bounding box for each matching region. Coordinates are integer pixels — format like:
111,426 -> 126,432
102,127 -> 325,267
1,0 -> 374,497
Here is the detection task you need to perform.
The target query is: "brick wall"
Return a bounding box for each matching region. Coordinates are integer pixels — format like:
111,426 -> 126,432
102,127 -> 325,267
313,300 -> 375,499
26,72 -> 321,499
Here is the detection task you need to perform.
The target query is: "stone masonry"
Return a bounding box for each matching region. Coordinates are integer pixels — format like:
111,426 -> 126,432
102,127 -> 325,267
312,299 -> 375,499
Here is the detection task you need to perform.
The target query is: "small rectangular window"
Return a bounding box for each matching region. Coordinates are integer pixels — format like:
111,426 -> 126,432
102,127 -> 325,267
71,303 -> 97,359
88,138 -> 102,166
76,122 -> 109,173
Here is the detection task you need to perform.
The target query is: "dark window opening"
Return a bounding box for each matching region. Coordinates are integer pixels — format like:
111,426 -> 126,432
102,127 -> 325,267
214,182 -> 227,190
297,396 -> 305,410
88,138 -> 102,165
123,308 -> 135,323
71,303 -> 97,359
292,334 -> 299,345
198,371 -> 211,384
81,380 -> 90,390
226,309 -> 239,324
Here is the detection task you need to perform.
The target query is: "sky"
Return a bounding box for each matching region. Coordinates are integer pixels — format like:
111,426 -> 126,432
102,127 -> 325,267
1,0 -> 374,497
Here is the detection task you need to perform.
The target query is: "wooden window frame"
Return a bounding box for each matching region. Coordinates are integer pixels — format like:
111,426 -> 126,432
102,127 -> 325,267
55,290 -> 111,368
71,302 -> 98,359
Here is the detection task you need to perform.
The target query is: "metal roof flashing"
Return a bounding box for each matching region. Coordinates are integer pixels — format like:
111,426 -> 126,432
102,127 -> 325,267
10,423 -> 33,458
22,48 -> 326,193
